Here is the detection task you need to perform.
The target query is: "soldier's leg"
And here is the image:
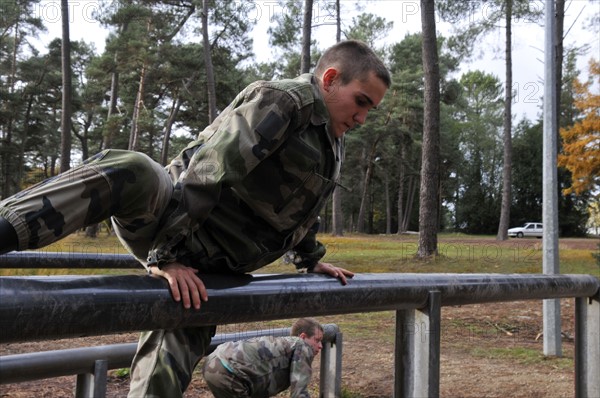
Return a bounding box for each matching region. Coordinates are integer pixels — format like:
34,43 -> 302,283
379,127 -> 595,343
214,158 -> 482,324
128,326 -> 216,398
0,217 -> 18,254
0,149 -> 172,258
202,355 -> 251,398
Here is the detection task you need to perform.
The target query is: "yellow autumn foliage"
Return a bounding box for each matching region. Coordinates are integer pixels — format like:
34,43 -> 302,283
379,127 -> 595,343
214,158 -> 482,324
558,58 -> 600,196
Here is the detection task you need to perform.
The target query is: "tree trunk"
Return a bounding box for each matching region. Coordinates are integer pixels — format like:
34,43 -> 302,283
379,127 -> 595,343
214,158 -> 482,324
356,172 -> 370,233
202,0 -> 217,123
73,112 -> 92,161
555,0 -> 564,141
397,164 -> 405,234
103,52 -> 120,150
102,20 -> 131,151
404,176 -> 417,232
384,172 -> 391,234
330,0 -> 344,236
417,0 -> 440,258
93,22 -> 128,238
60,0 -> 72,172
15,96 -> 34,191
129,18 -> 154,152
300,0 -> 313,73
161,95 -> 183,165
496,0 -> 513,241
128,60 -> 147,151
397,134 -> 410,234
50,156 -> 57,177
332,187 -> 344,236
2,18 -> 20,197
335,0 -> 340,42
357,134 -> 381,233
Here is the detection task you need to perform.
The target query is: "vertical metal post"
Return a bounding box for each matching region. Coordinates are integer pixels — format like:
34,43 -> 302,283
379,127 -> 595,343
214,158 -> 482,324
542,0 -> 562,358
575,296 -> 600,398
75,359 -> 108,398
319,330 -> 343,398
394,291 -> 441,398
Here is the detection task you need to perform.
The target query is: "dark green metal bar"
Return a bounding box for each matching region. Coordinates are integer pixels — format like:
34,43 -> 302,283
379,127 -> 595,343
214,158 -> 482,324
0,272 -> 597,343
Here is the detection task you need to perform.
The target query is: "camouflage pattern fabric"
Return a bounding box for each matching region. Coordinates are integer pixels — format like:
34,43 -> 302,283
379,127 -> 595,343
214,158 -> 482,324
149,73 -> 341,273
0,74 -> 339,274
202,336 -> 315,398
200,357 -> 250,398
0,73 -> 339,396
128,326 -> 216,398
0,150 -> 173,262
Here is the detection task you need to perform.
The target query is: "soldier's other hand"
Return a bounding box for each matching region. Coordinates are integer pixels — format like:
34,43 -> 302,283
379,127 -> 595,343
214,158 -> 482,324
312,262 -> 354,285
148,262 -> 207,310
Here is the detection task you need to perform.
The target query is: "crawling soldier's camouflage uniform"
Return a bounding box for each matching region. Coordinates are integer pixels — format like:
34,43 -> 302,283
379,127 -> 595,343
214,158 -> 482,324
202,336 -> 316,398
0,74 -> 341,397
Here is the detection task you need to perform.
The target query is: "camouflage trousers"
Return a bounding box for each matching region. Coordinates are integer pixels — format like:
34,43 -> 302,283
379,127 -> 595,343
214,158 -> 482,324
129,326 -> 216,398
0,149 -> 215,397
0,149 -> 173,260
202,355 -> 253,397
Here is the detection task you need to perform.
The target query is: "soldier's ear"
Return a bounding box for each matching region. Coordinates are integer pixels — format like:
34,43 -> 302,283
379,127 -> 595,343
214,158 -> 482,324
299,332 -> 309,340
322,68 -> 339,92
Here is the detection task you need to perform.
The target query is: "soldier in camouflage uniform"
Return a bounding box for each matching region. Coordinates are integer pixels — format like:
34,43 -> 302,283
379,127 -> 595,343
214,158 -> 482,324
202,318 -> 323,398
0,40 -> 390,397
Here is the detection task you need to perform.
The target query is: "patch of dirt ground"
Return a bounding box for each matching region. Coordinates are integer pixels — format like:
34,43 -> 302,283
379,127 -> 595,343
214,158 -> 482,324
0,299 -> 587,397
1,237 -> 597,397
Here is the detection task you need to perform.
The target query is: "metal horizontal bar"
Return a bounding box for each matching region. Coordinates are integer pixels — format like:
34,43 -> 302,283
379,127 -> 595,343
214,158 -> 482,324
0,343 -> 137,384
0,251 -> 140,269
0,325 -> 340,384
1,273 -> 597,343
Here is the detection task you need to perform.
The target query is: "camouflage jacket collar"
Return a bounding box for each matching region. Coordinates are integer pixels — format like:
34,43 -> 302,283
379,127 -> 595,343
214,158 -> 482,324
296,73 -> 338,148
296,73 -> 329,126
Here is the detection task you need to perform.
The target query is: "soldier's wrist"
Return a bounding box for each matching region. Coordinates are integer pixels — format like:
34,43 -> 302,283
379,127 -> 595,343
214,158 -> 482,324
296,261 -> 317,274
146,264 -> 161,275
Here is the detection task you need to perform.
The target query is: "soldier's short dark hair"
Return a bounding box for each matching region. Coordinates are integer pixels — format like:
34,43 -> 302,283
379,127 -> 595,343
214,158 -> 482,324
291,317 -> 323,337
314,40 -> 391,88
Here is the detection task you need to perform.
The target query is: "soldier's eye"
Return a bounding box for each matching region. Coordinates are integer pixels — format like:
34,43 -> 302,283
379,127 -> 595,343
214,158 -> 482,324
355,96 -> 368,107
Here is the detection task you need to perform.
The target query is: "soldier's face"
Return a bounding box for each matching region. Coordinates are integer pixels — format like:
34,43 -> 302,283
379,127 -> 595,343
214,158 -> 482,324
302,328 -> 324,355
322,68 -> 388,138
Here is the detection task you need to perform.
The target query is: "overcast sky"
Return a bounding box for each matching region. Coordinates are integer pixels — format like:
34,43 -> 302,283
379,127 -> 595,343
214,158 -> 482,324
33,0 -> 600,121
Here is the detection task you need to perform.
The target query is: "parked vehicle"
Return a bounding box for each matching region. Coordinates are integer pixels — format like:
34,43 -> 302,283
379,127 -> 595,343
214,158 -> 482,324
508,222 -> 543,238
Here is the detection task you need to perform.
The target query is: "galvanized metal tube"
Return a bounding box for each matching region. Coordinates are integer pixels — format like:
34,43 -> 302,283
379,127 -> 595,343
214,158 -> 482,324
75,359 -> 107,398
0,251 -> 140,269
575,296 -> 600,398
0,273 -> 597,343
0,343 -> 138,383
0,325 -> 340,384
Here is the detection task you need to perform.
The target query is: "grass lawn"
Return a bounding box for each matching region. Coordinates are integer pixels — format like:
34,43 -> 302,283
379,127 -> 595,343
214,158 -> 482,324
0,233 -> 597,397
1,231 -> 597,276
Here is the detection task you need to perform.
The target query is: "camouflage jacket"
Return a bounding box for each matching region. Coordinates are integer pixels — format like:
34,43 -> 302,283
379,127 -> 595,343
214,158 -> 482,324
210,336 -> 315,397
146,74 -> 342,273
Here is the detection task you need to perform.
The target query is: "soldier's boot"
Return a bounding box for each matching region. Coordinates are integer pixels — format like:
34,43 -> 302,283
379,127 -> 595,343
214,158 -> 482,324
0,217 -> 18,254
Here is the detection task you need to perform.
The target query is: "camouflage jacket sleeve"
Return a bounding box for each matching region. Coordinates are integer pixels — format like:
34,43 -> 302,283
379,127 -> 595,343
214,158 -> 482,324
283,217 -> 326,272
146,80 -> 312,267
289,342 -> 315,398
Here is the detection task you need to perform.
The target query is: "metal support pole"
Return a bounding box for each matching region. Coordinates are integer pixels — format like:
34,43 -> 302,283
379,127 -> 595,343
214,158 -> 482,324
75,359 -> 107,398
320,327 -> 343,398
395,291 -> 441,398
542,0 -> 562,358
575,296 -> 600,398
